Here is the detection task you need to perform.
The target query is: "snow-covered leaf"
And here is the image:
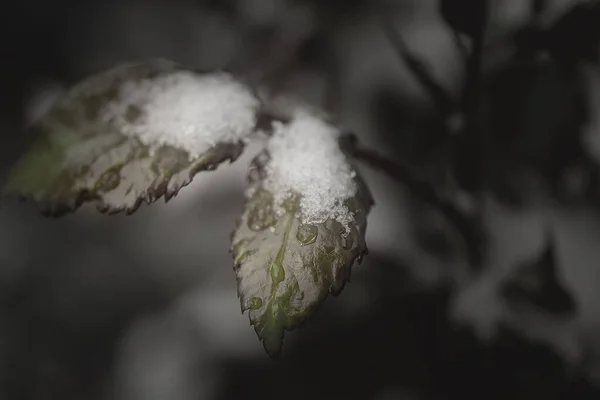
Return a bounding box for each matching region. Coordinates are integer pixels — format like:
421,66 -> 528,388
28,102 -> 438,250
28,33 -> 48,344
3,59 -> 260,215
231,111 -> 373,358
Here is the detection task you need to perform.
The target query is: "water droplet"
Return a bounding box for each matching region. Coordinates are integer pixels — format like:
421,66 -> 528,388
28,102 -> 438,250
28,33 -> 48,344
270,261 -> 285,284
247,297 -> 263,310
232,240 -> 248,255
95,168 -> 121,192
233,240 -> 256,265
234,250 -> 247,265
296,224 -> 318,245
248,190 -> 277,231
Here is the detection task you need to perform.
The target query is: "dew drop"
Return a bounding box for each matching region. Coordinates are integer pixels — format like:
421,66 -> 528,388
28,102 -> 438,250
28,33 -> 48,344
95,168 -> 121,192
233,240 -> 256,265
247,297 -> 263,310
296,224 -> 318,245
234,250 -> 248,265
248,190 -> 277,231
270,261 -> 285,284
233,239 -> 248,256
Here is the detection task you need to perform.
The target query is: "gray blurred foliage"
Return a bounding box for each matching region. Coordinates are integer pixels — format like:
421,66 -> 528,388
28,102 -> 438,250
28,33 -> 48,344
2,0 -> 600,399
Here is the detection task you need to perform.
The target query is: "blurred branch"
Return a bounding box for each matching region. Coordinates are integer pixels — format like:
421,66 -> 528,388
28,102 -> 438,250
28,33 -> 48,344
512,1 -> 600,65
379,16 -> 456,120
340,133 -> 482,267
375,9 -> 487,267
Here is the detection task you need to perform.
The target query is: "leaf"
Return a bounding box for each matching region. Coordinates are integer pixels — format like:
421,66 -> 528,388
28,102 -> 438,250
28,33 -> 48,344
3,59 -> 260,216
231,149 -> 373,359
500,232 -> 576,316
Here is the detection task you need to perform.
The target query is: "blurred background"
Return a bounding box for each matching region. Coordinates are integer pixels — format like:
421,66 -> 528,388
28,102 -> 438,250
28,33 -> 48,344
2,0 -> 600,398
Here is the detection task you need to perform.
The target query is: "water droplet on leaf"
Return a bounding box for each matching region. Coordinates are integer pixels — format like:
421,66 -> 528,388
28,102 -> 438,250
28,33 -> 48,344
232,239 -> 248,255
247,297 -> 263,310
233,239 -> 254,265
296,224 -> 318,245
270,261 -> 285,284
94,168 -> 121,192
247,190 -> 277,231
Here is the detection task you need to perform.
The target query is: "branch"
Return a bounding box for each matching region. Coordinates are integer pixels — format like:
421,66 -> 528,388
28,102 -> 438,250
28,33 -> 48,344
340,133 -> 482,268
379,15 -> 456,120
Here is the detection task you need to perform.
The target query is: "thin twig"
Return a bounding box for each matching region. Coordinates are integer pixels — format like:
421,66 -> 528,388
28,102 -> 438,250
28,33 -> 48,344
340,133 -> 482,268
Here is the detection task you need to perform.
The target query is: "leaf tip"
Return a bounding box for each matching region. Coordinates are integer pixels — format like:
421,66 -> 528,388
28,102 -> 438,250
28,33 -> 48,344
251,317 -> 285,360
262,337 -> 283,361
125,200 -> 143,215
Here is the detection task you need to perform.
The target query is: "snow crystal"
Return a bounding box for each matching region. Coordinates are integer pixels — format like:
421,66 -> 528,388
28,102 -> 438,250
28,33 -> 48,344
265,111 -> 358,229
101,71 -> 260,158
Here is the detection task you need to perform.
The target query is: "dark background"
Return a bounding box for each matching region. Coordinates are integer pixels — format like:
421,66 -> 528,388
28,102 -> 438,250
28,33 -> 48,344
1,0 -> 600,399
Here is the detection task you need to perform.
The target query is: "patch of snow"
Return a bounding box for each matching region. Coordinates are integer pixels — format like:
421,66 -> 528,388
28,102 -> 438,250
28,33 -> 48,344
265,110 -> 358,230
102,71 -> 260,159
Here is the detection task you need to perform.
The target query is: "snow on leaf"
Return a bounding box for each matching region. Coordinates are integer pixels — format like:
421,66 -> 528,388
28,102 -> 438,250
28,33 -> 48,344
2,59 -> 260,215
265,110 -> 360,230
231,113 -> 373,359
